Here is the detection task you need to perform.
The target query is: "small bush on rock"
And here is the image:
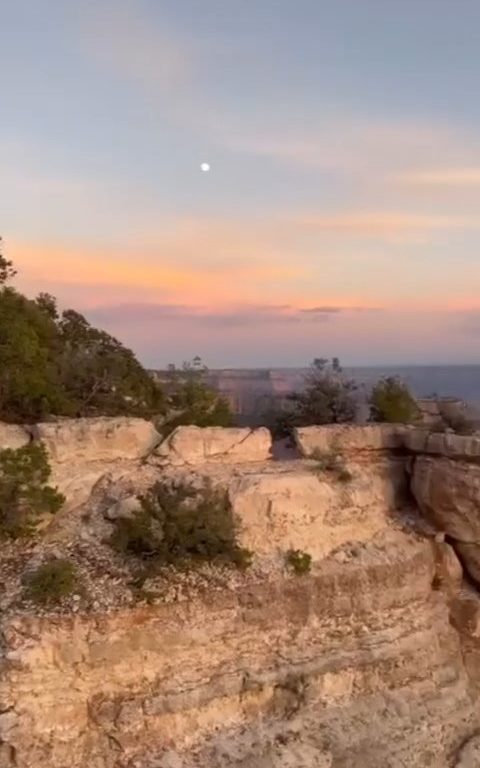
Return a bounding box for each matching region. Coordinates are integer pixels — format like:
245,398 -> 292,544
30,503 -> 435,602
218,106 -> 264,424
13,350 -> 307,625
310,448 -> 340,471
310,449 -> 352,483
0,443 -> 64,538
23,558 -> 78,604
369,376 -> 419,424
286,549 -> 312,575
110,480 -> 252,569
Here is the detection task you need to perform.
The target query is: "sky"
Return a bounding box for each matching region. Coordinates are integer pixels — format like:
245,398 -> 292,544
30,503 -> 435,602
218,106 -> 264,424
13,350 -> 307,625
2,0 -> 480,367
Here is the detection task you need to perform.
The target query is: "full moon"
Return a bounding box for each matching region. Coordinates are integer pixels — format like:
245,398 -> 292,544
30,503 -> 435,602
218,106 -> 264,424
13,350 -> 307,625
200,162 -> 210,172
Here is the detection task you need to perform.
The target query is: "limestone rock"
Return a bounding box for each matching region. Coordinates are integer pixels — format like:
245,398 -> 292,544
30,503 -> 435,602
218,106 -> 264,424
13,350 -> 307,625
406,431 -> 480,459
411,456 -> 480,583
411,456 -> 480,542
455,733 -> 480,766
32,417 -> 161,463
228,461 -> 405,560
0,422 -> 31,451
451,592 -> 480,638
156,426 -> 272,465
456,543 -> 480,584
105,495 -> 142,521
294,424 -> 407,457
434,541 -> 463,594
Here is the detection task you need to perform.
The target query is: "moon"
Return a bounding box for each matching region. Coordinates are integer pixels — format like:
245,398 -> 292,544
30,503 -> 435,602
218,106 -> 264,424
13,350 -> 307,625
200,162 -> 211,172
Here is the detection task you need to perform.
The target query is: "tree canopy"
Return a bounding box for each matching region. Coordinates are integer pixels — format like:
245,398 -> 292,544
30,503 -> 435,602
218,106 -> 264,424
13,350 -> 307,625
0,243 -> 163,422
161,358 -> 233,434
275,358 -> 358,435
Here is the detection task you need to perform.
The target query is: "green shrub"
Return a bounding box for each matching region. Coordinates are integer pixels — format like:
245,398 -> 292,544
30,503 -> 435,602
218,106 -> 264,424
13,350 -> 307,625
0,443 -> 64,538
337,468 -> 353,483
310,448 -> 340,471
276,357 -> 357,436
110,480 -> 252,570
0,246 -> 164,423
23,558 -> 78,604
286,549 -> 312,575
369,376 -> 419,424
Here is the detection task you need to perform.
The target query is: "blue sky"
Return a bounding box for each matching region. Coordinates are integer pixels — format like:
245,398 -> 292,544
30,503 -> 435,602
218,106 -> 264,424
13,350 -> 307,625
2,1 -> 480,366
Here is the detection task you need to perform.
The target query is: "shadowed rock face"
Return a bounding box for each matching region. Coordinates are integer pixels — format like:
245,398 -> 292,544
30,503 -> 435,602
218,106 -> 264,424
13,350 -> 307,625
3,420 -> 480,767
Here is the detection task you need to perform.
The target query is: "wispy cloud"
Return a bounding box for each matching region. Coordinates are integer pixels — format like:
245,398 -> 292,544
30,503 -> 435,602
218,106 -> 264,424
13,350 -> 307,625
87,301 -> 381,329
9,233 -> 304,308
222,117 -> 478,175
295,211 -> 479,236
82,1 -> 191,94
397,168 -> 480,187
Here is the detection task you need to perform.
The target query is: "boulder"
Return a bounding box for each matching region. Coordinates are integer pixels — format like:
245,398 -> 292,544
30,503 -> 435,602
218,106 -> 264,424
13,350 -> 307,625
405,430 -> 480,459
105,495 -> 142,521
156,426 -> 272,465
412,455 -> 480,585
455,733 -> 480,767
412,457 -> 480,543
0,422 -> 31,451
32,417 -> 161,463
294,424 -> 407,457
228,466 -> 397,559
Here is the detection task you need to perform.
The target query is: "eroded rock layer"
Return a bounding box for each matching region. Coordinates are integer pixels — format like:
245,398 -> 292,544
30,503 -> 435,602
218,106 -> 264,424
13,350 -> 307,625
2,421 -> 480,767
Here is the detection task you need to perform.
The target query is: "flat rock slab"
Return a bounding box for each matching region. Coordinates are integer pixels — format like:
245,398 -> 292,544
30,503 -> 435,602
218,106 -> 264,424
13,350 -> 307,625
294,424 -> 407,457
157,426 -> 272,465
32,417 -> 161,463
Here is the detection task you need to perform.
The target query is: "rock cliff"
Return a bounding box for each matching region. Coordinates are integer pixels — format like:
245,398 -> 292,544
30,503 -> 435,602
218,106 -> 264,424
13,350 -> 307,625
2,421 -> 480,767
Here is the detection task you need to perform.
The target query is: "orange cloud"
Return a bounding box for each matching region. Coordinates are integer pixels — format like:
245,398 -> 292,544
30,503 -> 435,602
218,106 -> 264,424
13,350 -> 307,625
10,238 -> 302,308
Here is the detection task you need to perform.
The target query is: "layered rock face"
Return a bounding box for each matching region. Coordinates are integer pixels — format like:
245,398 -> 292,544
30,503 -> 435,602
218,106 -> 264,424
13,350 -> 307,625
2,422 -> 480,767
409,432 -> 480,592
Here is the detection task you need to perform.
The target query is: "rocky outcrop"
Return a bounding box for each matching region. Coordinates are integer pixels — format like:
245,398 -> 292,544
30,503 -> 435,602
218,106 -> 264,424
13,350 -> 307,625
5,421 -> 480,766
26,418 -> 161,514
156,426 -> 272,466
229,459 -> 406,560
2,532 -> 474,768
294,424 -> 407,457
411,453 -> 480,585
0,422 -> 31,451
405,429 -> 480,459
33,417 -> 161,463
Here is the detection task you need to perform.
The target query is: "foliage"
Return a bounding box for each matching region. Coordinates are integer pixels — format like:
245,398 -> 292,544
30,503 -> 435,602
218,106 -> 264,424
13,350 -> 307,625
162,358 -> 234,434
276,358 -> 357,436
0,288 -> 69,421
286,549 -> 312,575
110,480 -> 252,569
0,246 -> 163,422
23,558 -> 78,604
56,307 -> 163,418
310,448 -> 340,471
369,376 -> 419,424
0,239 -> 17,285
0,443 -> 64,538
